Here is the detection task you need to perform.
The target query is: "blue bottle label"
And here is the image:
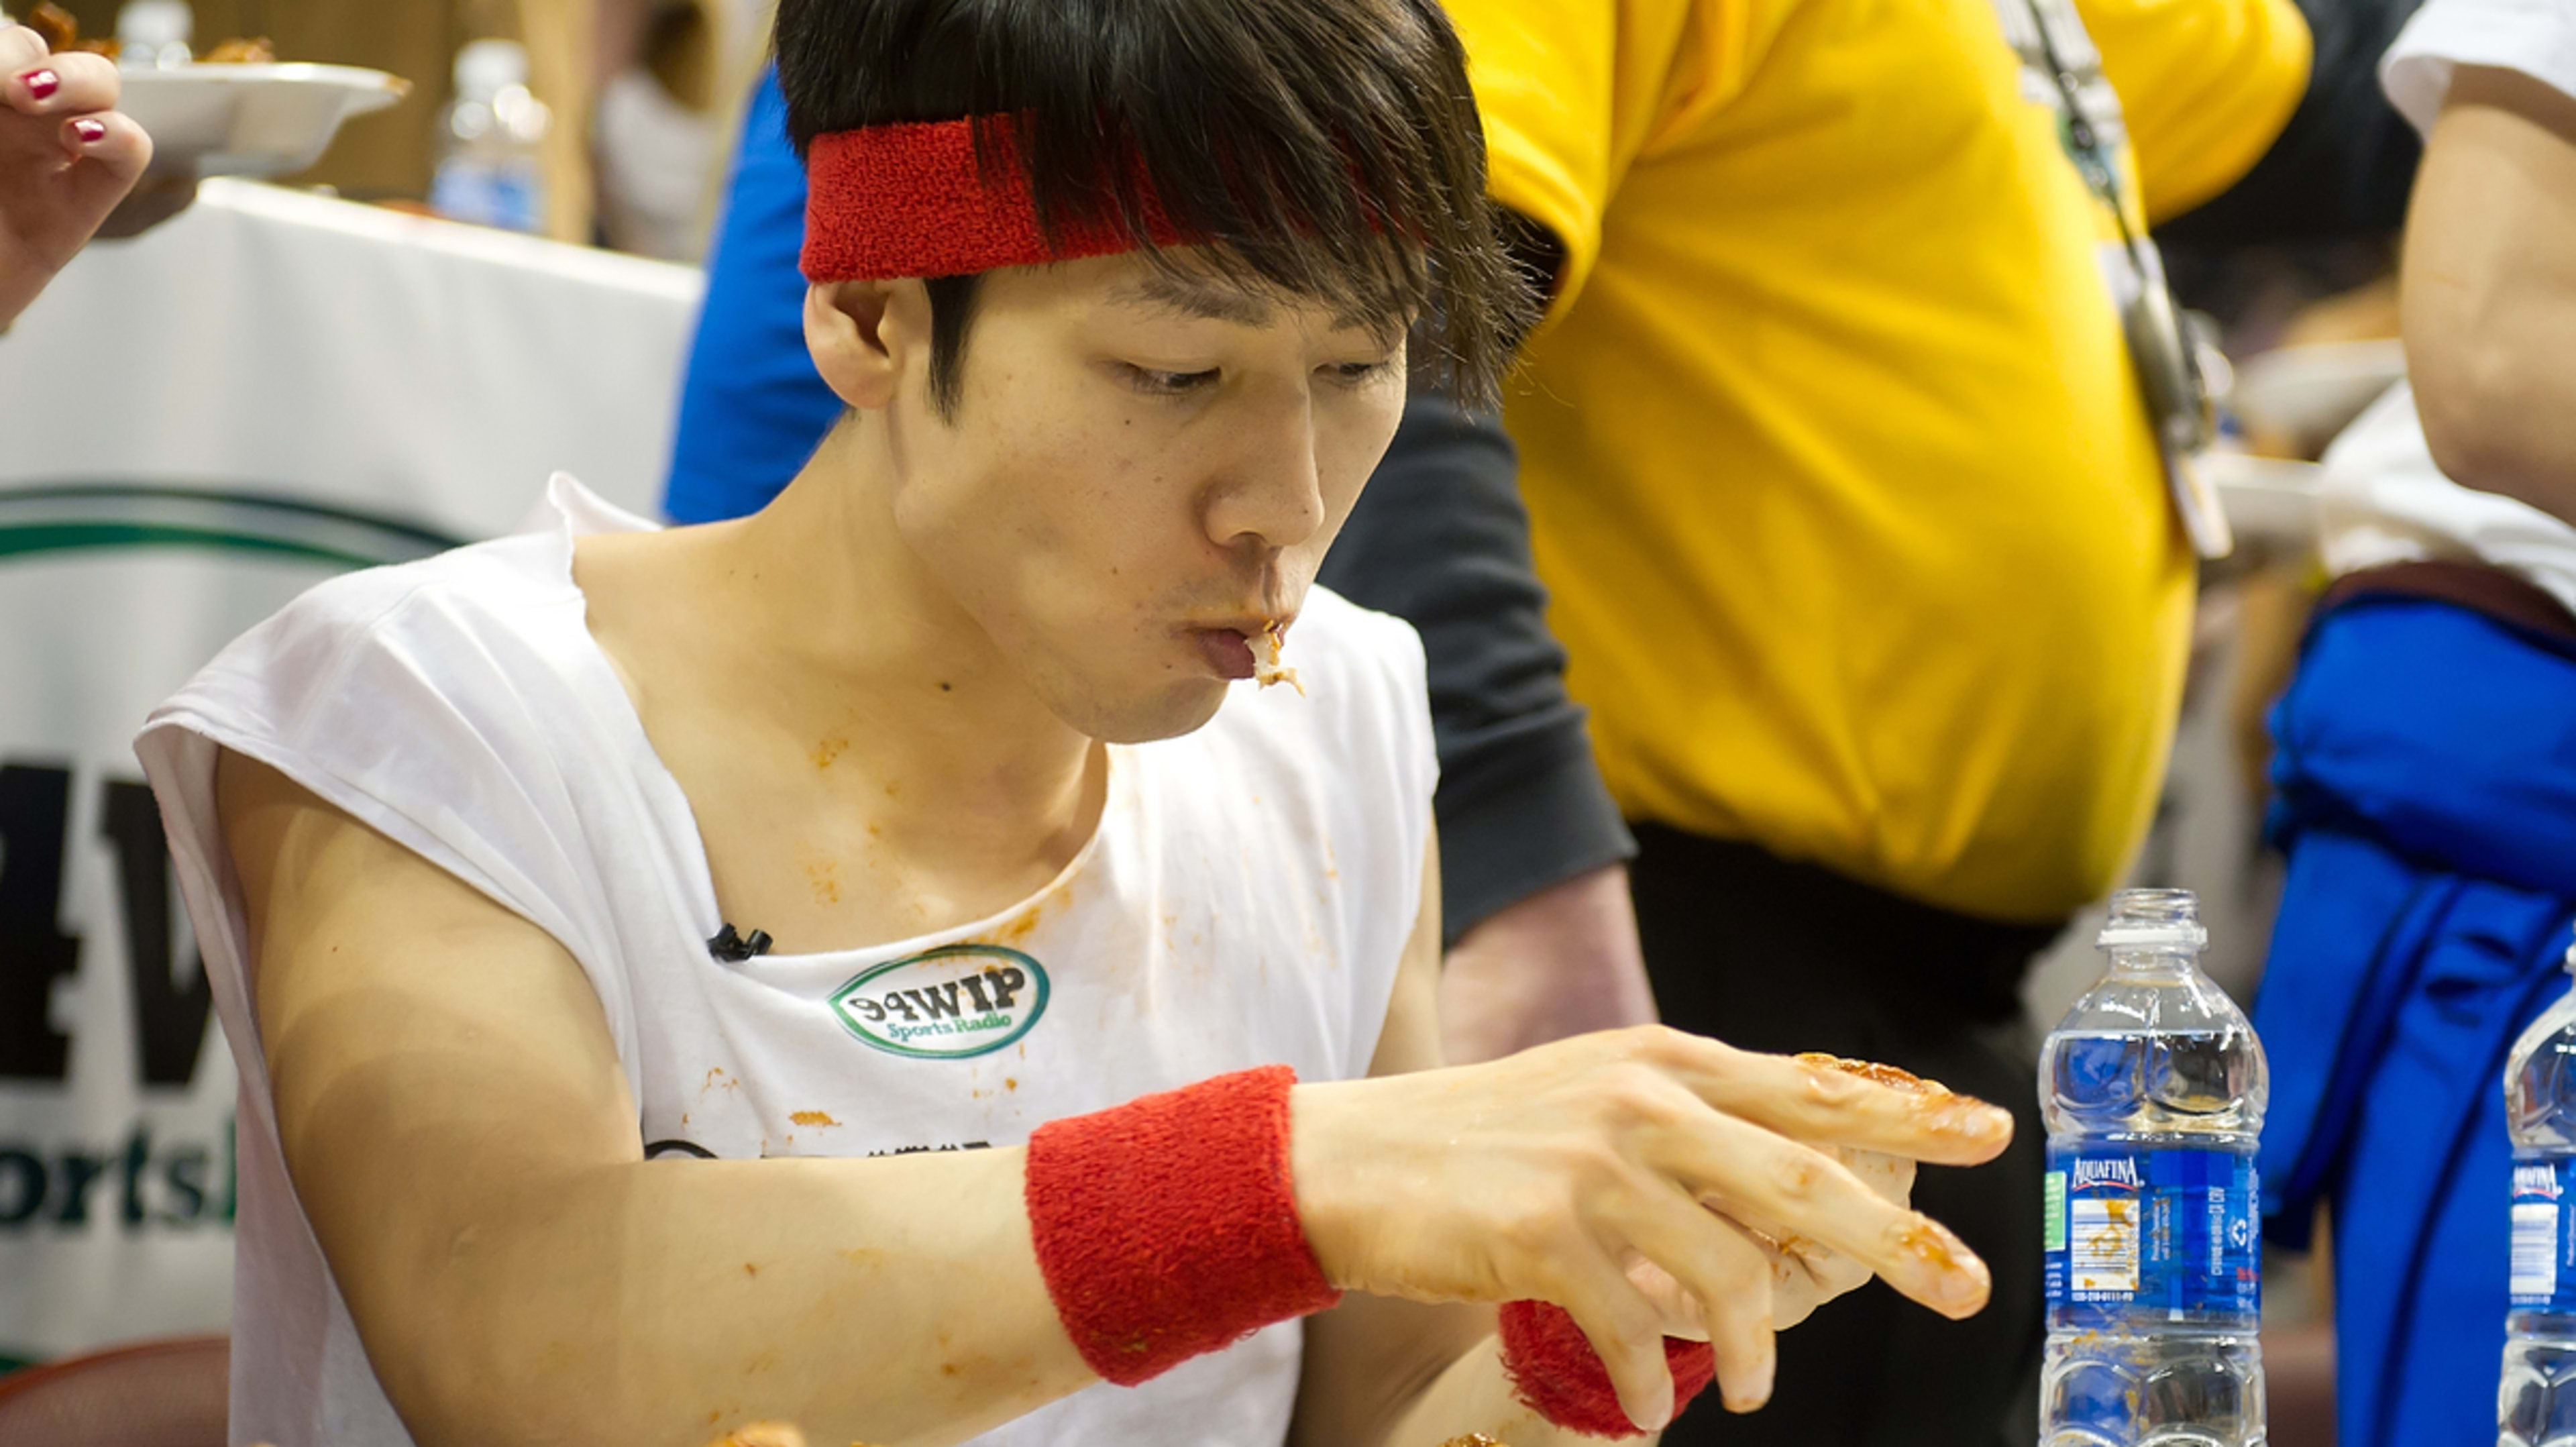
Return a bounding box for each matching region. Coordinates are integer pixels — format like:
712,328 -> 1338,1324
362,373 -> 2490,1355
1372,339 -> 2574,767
2043,1146 -> 2258,1316
2508,1158 -> 2576,1310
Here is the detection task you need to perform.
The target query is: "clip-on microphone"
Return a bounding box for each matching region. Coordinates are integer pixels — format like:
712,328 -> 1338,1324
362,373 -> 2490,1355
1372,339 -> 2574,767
707,922 -> 773,963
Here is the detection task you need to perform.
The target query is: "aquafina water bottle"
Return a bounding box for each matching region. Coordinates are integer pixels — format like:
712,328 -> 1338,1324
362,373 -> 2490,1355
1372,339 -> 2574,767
2501,931 -> 2576,1444
2039,888 -> 2270,1446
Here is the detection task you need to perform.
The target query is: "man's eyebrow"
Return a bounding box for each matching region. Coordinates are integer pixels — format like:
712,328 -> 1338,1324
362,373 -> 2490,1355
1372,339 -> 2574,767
1110,272 -> 1395,337
1111,273 -> 1277,327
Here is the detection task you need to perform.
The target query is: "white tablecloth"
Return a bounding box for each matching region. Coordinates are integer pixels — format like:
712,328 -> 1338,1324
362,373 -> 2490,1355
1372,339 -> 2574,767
0,179 -> 703,1362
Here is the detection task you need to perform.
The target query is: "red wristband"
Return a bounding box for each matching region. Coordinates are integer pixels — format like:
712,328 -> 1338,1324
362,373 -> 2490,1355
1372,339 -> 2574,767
1499,1299 -> 1717,1438
1025,1065 -> 1341,1385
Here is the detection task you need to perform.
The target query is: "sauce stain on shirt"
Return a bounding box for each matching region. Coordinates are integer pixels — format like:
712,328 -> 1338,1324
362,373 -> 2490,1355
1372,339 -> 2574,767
806,858 -> 842,905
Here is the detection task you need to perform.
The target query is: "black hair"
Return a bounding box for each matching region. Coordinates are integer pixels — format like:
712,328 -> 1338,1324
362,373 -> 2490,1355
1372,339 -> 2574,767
773,0 -> 1531,416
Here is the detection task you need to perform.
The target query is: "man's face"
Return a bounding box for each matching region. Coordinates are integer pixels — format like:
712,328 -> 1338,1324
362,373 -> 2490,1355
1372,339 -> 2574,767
875,250 -> 1408,743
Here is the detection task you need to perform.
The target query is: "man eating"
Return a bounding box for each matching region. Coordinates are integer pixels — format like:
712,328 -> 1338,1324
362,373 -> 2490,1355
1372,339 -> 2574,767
137,1 -> 2013,1442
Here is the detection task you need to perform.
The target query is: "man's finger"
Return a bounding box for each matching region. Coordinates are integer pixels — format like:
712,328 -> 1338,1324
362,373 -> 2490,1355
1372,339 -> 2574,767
1627,1030 -> 2015,1165
1622,1254 -> 1713,1342
1552,1254 -> 1680,1434
1699,1218 -> 1778,1414
1603,1190 -> 1778,1414
1650,1106 -> 1994,1320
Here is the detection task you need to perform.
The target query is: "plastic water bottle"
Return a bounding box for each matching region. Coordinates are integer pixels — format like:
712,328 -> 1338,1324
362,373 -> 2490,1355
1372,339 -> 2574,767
2039,888 -> 2270,1446
428,39 -> 549,234
2501,933 -> 2576,1445
115,0 -> 193,69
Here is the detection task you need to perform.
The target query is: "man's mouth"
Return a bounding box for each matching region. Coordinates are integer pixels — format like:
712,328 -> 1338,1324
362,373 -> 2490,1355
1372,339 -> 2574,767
1193,628 -> 1258,680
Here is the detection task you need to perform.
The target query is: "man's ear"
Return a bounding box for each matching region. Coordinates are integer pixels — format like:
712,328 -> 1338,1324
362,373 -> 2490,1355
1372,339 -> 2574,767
805,278 -> 919,411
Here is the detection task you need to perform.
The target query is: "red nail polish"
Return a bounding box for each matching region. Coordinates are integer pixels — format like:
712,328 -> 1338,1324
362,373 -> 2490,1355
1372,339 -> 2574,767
21,68 -> 60,100
71,117 -> 105,144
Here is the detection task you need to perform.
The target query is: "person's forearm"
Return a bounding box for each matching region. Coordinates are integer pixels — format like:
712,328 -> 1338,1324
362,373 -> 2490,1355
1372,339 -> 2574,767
367,1147 -> 1094,1447
1440,864 -> 1657,1064
2404,66 -> 2576,521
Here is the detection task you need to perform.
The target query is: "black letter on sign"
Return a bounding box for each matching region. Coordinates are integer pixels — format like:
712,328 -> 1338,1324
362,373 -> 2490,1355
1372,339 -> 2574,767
0,763 -> 83,1081
162,1146 -> 209,1224
0,1149 -> 46,1226
984,966 -> 1026,1009
100,780 -> 213,1088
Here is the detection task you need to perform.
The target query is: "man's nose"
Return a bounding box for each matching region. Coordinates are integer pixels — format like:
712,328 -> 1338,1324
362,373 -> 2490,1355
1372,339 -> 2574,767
1201,391 -> 1327,555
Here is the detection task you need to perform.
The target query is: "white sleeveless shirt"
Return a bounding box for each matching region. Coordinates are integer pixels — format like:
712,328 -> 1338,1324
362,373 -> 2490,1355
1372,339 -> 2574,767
135,478 -> 1436,1447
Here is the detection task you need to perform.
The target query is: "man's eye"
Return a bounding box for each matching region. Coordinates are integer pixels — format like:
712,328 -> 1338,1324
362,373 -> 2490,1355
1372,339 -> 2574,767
1326,360 -> 1397,387
1125,366 -> 1218,395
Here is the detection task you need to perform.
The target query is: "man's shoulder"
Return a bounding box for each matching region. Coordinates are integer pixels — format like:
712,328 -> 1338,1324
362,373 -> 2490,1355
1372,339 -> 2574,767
154,529 -> 586,754
252,531 -> 570,661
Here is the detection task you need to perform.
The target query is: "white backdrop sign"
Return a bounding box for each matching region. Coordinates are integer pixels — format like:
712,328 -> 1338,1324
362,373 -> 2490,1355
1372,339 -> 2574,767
0,179 -> 700,1362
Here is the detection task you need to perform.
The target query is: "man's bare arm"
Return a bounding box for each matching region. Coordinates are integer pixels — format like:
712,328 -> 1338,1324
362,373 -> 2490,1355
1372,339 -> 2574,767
2404,64 -> 2576,521
1291,842 -> 1491,1446
227,751 -> 2006,1444
220,752 -> 1096,1447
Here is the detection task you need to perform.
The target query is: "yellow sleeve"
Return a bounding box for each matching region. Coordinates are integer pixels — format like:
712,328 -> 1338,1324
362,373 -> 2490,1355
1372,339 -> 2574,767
2080,0 -> 2314,223
1442,0 -> 1708,327
1442,0 -> 1623,327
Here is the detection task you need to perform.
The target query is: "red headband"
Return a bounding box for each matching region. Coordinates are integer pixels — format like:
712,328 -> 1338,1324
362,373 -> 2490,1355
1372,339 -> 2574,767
800,117 -> 1194,281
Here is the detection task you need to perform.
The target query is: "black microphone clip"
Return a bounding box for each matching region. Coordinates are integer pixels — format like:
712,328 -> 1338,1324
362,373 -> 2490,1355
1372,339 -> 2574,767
707,922 -> 773,963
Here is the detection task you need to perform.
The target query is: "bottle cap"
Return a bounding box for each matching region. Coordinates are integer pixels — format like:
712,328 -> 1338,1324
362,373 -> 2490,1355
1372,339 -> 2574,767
453,38 -> 530,98
2096,887 -> 2207,951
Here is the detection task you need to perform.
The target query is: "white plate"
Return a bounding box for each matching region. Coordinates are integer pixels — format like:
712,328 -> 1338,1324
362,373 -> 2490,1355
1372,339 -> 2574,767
116,64 -> 408,179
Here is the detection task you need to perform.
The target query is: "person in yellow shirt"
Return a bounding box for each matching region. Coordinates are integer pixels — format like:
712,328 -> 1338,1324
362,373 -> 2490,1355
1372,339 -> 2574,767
1387,0 -> 2309,1439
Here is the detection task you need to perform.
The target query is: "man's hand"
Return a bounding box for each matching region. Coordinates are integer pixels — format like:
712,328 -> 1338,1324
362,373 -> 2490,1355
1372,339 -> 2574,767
0,25 -> 148,329
1291,1027 -> 2013,1432
1441,865 -> 1658,1064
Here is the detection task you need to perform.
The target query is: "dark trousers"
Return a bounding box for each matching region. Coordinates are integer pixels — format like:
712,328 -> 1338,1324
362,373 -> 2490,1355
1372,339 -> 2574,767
1628,825 -> 2060,1447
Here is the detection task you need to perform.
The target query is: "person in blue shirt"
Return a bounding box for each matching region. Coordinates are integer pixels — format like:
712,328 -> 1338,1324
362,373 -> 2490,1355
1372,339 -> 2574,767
665,72 -> 843,526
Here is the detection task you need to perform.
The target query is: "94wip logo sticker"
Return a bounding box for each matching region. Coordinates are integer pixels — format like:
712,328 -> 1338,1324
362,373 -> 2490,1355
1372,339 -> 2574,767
829,945 -> 1049,1059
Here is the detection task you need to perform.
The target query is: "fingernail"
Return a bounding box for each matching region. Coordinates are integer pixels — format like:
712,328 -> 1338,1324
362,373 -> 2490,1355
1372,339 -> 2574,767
1944,1262 -> 1991,1311
1726,1354 -> 1776,1412
1925,1094 -> 2011,1133
1894,1217 -> 1990,1312
21,68 -> 59,101
71,117 -> 105,144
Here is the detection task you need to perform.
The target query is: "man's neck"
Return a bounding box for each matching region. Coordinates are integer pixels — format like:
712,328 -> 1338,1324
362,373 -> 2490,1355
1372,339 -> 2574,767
665,423 -> 1104,875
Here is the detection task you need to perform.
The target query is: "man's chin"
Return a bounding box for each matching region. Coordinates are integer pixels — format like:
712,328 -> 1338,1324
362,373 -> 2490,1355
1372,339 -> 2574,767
1059,675 -> 1232,745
